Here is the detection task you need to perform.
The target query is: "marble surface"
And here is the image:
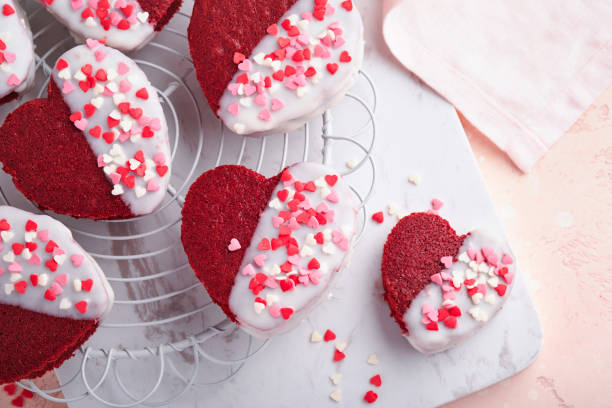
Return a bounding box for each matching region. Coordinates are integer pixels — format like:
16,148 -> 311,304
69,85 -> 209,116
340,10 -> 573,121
1,0 -> 609,407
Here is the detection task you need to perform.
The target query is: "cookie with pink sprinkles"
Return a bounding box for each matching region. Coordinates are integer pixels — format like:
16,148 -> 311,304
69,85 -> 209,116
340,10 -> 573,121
188,0 -> 364,136
382,212 -> 517,353
0,0 -> 35,105
0,206 -> 114,384
181,162 -> 358,338
40,0 -> 183,52
0,40 -> 171,220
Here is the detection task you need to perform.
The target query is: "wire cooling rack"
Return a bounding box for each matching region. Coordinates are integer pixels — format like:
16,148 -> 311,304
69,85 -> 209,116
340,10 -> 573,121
0,3 -> 376,406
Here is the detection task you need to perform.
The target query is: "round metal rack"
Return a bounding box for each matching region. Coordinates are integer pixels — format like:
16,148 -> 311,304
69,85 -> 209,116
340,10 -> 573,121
0,3 -> 377,406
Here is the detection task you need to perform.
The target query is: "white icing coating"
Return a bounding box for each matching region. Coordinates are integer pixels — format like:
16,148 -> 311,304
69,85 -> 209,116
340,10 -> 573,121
0,0 -> 35,99
0,205 -> 114,320
218,0 -> 364,137
228,162 -> 357,338
51,43 -> 171,215
42,0 -> 155,52
402,230 -> 516,354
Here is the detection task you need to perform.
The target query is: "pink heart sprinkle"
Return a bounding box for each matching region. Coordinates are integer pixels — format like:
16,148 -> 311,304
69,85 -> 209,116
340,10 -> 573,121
441,271 -> 452,281
53,248 -> 65,257
71,0 -> 84,10
8,262 -> 21,273
118,132 -> 130,142
115,0 -> 126,7
309,270 -> 322,285
270,98 -> 284,112
253,254 -> 266,267
254,94 -> 267,107
316,202 -> 329,213
94,49 -> 107,62
287,255 -> 300,265
272,216 -> 284,229
227,83 -> 240,96
3,52 -> 16,63
147,179 -> 160,192
71,254 -> 84,267
50,282 -> 63,296
74,119 -> 88,131
55,274 -> 68,287
326,190 -> 339,203
503,271 -> 514,285
238,59 -> 251,72
110,12 -> 121,25
241,264 -> 255,276
119,79 -> 132,93
269,305 -> 281,318
301,11 -> 313,21
440,256 -> 453,269
227,238 -> 241,252
467,248 -> 478,260
244,84 -> 257,97
422,303 -> 434,314
117,62 -> 130,75
264,277 -> 277,289
288,217 -> 300,230
443,291 -> 456,301
430,273 -> 443,286
149,118 -> 161,131
501,253 -> 514,265
258,109 -> 271,122
299,276 -> 310,285
110,172 -> 121,184
227,103 -> 239,116
431,198 -> 444,211
153,153 -> 166,165
6,74 -> 21,86
426,311 -> 439,322
62,81 -> 75,94
29,253 -> 41,265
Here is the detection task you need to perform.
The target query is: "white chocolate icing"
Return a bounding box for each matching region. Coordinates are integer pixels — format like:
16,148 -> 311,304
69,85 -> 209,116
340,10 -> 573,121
218,0 -> 364,137
0,205 -> 114,320
402,230 -> 516,354
0,0 -> 35,100
228,162 -> 357,338
51,42 -> 171,216
42,0 -> 156,52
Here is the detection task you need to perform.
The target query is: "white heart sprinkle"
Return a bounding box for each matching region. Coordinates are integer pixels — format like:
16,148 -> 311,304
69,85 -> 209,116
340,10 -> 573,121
112,185 -> 124,196
137,11 -> 149,23
4,283 -> 14,295
38,274 -> 49,286
74,279 -> 82,292
310,330 -> 322,343
329,373 -> 342,385
59,298 -> 72,309
91,96 -> 104,108
329,390 -> 342,403
367,354 -> 379,365
134,186 -> 147,198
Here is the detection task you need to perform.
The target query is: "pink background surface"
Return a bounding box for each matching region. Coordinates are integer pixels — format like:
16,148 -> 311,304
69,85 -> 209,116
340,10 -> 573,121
3,91 -> 609,407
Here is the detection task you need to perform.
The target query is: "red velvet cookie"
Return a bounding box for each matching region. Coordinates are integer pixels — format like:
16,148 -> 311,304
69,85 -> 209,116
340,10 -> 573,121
0,42 -> 171,220
188,0 -> 364,136
182,162 -> 358,338
41,0 -> 182,52
382,213 -> 516,353
0,0 -> 35,105
0,206 -> 114,384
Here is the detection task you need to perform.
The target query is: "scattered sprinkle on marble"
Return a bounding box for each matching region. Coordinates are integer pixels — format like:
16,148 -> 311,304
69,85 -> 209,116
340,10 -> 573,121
330,372 -> 343,385
333,349 -> 346,362
310,330 -> 322,343
371,211 -> 384,224
329,389 -> 342,402
408,174 -> 420,185
323,329 -> 336,342
346,159 -> 357,169
369,374 -> 382,387
367,353 -> 379,365
431,198 -> 444,211
335,341 -> 347,352
364,390 -> 378,403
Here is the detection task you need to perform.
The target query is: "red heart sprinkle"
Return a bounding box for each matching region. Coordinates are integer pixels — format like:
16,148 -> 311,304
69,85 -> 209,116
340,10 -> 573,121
370,374 -> 382,387
444,316 -> 457,329
30,274 -> 38,286
95,69 -> 107,81
3,383 -> 16,395
425,321 -> 439,331
277,189 -> 289,201
118,102 -> 130,114
2,4 -> 15,16
341,0 -> 353,11
14,281 -> 27,294
75,301 -> 88,314
448,306 -> 462,317
25,242 -> 37,251
364,390 -> 378,404
45,259 -> 58,272
236,73 -> 249,84
233,52 -> 245,64
56,58 -> 68,71
314,232 -> 324,244
437,307 -> 449,321
372,212 -> 384,223
267,24 -> 278,35
117,19 -> 130,30
69,111 -> 82,122
80,279 -> 94,292
21,390 -> 33,399
323,329 -> 336,342
280,307 -> 293,320
333,349 -> 346,362
102,132 -> 115,144
89,126 -> 102,138
25,219 -> 37,231
81,64 -> 92,76
142,126 -> 154,138
129,107 -> 143,119
44,289 -> 56,301
11,243 -> 24,255
45,240 -> 58,252
495,284 -> 507,296
84,103 -> 96,117
0,219 -> 10,230
135,88 -> 149,100
134,150 -> 145,163
307,258 -> 320,270
340,50 -> 352,63
326,63 -> 339,75
10,396 -> 23,408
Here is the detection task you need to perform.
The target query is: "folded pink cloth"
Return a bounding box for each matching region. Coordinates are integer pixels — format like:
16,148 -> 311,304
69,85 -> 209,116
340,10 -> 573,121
383,0 -> 612,172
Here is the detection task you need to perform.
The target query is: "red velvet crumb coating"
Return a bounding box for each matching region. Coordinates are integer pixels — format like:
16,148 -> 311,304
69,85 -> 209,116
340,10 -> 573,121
381,213 -> 467,334
181,165 -> 281,322
188,0 -> 298,115
0,80 -> 133,220
138,0 -> 183,31
0,303 -> 98,384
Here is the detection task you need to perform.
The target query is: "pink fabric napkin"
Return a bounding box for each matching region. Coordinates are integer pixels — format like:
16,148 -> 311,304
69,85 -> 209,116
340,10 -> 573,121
382,0 -> 612,172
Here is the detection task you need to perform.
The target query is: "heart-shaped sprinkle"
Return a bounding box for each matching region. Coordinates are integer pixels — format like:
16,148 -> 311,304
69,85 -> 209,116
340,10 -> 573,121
227,238 -> 241,252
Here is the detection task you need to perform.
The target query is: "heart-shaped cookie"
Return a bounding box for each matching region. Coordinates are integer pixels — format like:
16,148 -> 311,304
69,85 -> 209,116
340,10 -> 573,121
188,0 -> 364,136
0,205 -> 114,383
0,0 -> 35,105
0,41 -> 171,220
382,212 -> 516,353
40,0 -> 183,52
181,162 -> 357,338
